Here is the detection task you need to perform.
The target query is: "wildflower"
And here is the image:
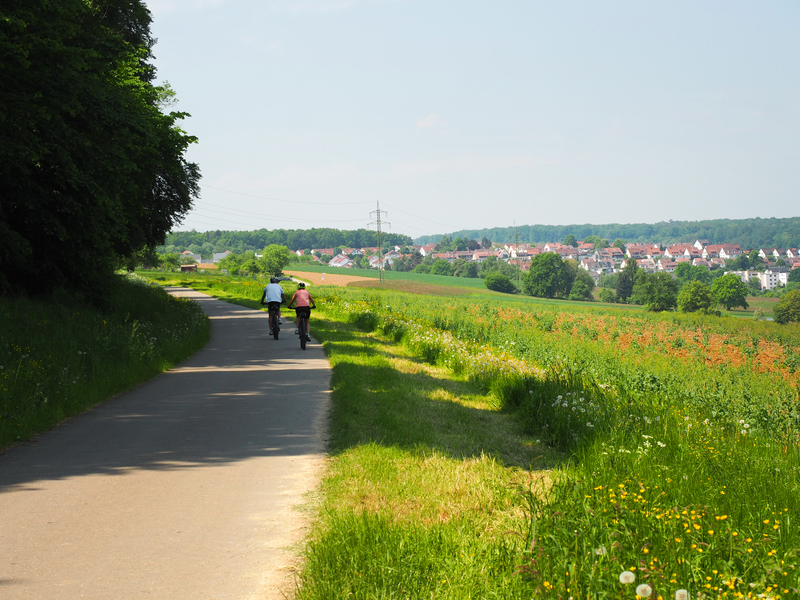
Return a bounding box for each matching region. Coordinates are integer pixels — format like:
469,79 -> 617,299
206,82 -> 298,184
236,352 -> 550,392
595,546 -> 607,555
675,590 -> 689,600
636,583 -> 653,597
619,571 -> 636,584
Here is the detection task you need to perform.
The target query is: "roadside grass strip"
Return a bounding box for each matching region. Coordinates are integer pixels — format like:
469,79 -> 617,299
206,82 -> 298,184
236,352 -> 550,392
0,274 -> 209,449
297,313 -> 556,599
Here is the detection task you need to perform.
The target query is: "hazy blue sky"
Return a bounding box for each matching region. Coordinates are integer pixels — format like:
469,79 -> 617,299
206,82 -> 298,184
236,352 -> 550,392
148,0 -> 800,240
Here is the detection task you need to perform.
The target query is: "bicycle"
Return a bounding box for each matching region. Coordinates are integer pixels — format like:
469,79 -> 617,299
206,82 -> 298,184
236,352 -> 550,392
290,306 -> 312,350
265,301 -> 282,340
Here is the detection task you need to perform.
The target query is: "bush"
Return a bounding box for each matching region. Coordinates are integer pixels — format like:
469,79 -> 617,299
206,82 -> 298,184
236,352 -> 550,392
484,272 -> 516,294
599,288 -> 618,303
774,289 -> 800,324
568,280 -> 594,301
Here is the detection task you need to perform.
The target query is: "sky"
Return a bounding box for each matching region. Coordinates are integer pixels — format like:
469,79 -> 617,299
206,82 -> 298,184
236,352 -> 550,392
147,0 -> 800,241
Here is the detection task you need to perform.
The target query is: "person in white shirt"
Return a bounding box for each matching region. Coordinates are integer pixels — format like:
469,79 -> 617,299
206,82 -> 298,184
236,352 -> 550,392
260,277 -> 286,334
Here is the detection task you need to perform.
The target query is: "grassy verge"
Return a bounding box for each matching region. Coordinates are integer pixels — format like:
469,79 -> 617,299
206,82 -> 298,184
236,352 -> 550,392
0,274 -> 209,450
296,311 -> 560,599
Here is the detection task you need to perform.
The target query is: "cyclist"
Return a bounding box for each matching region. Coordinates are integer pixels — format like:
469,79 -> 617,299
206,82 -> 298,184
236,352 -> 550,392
260,277 -> 286,335
287,282 -> 316,341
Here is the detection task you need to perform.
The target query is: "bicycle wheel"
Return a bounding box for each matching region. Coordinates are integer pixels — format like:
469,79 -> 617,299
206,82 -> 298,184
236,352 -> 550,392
272,311 -> 279,340
299,318 -> 306,350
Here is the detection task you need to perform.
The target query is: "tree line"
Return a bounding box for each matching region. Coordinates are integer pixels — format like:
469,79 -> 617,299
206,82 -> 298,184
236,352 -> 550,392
161,228 -> 412,255
1,0 -> 199,299
416,217 -> 800,250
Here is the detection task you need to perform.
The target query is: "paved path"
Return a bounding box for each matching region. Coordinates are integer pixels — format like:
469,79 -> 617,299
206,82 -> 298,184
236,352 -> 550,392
0,289 -> 330,599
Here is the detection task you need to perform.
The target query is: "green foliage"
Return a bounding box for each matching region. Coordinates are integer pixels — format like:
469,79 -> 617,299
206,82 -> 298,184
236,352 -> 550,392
430,259 -> 454,276
0,0 -> 200,298
163,228 -> 411,254
260,244 -> 294,276
0,274 -> 209,448
789,269 -> 800,283
638,271 -> 678,312
484,272 -> 516,294
616,259 -> 638,302
416,217 -> 800,251
583,235 -> 608,249
774,289 -> 800,324
523,253 -> 573,298
598,288 -> 618,303
674,262 -> 711,287
568,280 -> 593,301
712,274 -> 750,311
562,234 -> 577,247
677,280 -> 716,314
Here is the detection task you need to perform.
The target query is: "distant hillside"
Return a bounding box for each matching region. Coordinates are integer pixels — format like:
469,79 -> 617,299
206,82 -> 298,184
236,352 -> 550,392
413,217 -> 800,250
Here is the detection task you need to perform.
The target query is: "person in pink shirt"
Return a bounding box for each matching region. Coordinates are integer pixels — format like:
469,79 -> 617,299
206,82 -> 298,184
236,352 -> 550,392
287,282 -> 316,341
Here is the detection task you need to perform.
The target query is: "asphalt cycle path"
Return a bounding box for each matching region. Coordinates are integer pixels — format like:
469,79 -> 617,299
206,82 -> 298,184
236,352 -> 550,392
0,288 -> 330,600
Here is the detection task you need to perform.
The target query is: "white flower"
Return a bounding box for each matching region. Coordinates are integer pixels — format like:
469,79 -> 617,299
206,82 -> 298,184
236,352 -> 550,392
675,590 -> 689,600
594,546 -> 607,555
657,441 -> 666,448
636,584 -> 652,597
619,570 -> 635,584
739,419 -> 745,424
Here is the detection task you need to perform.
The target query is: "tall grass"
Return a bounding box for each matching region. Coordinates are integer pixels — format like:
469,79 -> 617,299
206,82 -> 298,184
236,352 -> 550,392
310,286 -> 800,598
0,274 -> 209,449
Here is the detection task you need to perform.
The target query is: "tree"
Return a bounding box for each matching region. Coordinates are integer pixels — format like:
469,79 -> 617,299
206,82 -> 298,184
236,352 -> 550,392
1,0 -> 200,298
612,239 -> 626,250
674,263 -> 711,287
616,260 -> 639,302
523,253 -> 573,298
789,269 -> 800,284
435,236 -> 453,252
638,272 -> 678,312
569,280 -> 594,301
599,288 -> 618,303
563,234 -> 577,248
466,238 -> 481,251
712,274 -> 749,310
260,245 -> 294,276
430,259 -> 454,276
452,237 -> 468,251
583,235 -> 608,250
484,272 -> 516,294
774,289 -> 800,324
677,280 -> 716,314
480,237 -> 492,249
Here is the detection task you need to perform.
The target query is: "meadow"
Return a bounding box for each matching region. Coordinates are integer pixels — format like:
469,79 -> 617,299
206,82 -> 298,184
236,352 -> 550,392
141,270 -> 799,598
0,274 -> 209,449
302,286 -> 799,599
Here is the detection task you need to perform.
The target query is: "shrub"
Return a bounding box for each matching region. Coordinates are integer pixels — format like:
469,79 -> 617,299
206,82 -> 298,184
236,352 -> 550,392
484,272 -> 516,294
774,289 -> 800,324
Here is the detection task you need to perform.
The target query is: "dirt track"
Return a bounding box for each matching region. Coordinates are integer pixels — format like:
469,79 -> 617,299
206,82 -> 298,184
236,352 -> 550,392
0,289 -> 330,599
284,269 -> 373,287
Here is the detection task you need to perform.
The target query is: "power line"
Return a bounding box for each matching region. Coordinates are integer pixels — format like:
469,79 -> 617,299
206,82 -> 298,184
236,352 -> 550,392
369,202 -> 390,284
202,184 -> 374,206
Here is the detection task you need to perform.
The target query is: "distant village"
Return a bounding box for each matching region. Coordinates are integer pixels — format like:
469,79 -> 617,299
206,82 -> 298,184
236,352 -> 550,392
180,239 -> 800,291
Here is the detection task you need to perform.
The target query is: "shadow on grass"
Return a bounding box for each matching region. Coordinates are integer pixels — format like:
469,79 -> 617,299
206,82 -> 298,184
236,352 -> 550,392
314,315 -> 563,471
